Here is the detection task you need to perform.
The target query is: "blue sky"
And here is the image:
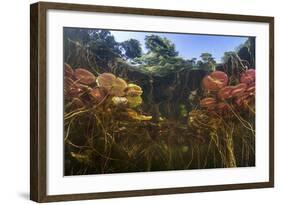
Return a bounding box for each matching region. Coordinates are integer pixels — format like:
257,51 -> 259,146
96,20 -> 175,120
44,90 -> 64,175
111,30 -> 248,63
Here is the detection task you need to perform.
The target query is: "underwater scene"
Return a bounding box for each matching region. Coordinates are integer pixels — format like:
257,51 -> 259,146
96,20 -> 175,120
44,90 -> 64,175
63,27 -> 255,175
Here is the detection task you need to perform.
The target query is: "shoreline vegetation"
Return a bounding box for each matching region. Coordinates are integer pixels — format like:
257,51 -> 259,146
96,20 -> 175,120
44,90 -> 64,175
63,28 -> 255,175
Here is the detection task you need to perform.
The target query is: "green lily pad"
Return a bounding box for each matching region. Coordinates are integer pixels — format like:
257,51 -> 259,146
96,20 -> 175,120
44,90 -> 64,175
125,83 -> 143,97
126,109 -> 152,121
127,96 -> 142,108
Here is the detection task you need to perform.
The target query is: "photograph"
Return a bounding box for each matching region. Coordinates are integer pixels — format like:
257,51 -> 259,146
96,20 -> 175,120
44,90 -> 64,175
63,27 -> 256,176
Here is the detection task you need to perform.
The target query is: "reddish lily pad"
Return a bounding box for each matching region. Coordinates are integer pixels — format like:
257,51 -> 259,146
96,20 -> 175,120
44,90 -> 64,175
68,86 -> 83,98
234,84 -> 255,107
218,86 -> 233,100
89,87 -> 107,104
74,68 -> 96,85
216,102 -> 229,110
202,71 -> 228,91
216,102 -> 230,114
64,77 -> 75,88
231,83 -> 247,97
240,69 -> 255,84
235,95 -> 250,106
246,83 -> 255,95
64,77 -> 83,98
200,97 -> 216,109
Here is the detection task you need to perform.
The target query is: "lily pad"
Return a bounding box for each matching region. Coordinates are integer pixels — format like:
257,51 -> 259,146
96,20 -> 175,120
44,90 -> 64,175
64,77 -> 83,98
127,96 -> 143,108
231,83 -> 247,97
112,96 -> 128,106
246,83 -> 255,95
202,71 -> 228,91
96,73 -> 115,88
89,87 -> 107,104
125,83 -> 143,97
126,109 -> 152,121
74,68 -> 96,85
216,102 -> 230,115
96,73 -> 127,97
218,86 -> 233,100
200,97 -> 216,109
240,69 -> 255,84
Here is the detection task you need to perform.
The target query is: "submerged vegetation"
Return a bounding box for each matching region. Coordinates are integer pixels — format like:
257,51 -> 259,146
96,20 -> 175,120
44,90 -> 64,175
64,28 -> 255,175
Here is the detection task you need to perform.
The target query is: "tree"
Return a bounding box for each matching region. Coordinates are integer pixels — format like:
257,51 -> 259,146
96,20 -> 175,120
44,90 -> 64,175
63,28 -> 92,65
134,35 -> 191,76
222,51 -> 236,63
63,28 -> 91,45
64,28 -> 125,73
199,53 -> 216,71
120,39 -> 142,59
196,60 -> 203,66
145,35 -> 178,57
200,52 -> 213,63
191,58 -> 197,66
87,29 -> 121,62
237,37 -> 255,67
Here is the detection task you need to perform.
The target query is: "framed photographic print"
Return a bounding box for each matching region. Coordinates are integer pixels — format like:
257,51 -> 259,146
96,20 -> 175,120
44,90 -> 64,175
30,1 -> 274,202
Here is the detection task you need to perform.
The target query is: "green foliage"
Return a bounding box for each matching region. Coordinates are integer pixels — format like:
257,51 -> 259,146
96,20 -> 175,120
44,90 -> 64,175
87,30 -> 121,62
135,54 -> 191,76
196,53 -> 216,71
134,35 -> 192,76
222,51 -> 236,63
120,38 -> 142,59
145,35 -> 178,57
237,38 -> 255,67
64,28 -> 91,45
223,38 -> 255,68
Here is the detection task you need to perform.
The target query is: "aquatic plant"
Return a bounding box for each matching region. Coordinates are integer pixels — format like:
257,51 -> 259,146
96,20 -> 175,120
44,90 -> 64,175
202,71 -> 228,91
64,63 -> 74,77
125,83 -> 143,97
190,68 -> 255,167
89,87 -> 107,104
112,96 -> 128,106
64,63 -> 255,174
240,69 -> 255,84
96,73 -> 127,96
63,29 -> 256,175
217,86 -> 233,100
126,109 -> 152,121
199,97 -> 217,109
74,68 -> 96,85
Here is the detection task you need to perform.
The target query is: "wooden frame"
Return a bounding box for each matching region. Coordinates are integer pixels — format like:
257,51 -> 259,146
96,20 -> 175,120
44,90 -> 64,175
30,1 -> 274,202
